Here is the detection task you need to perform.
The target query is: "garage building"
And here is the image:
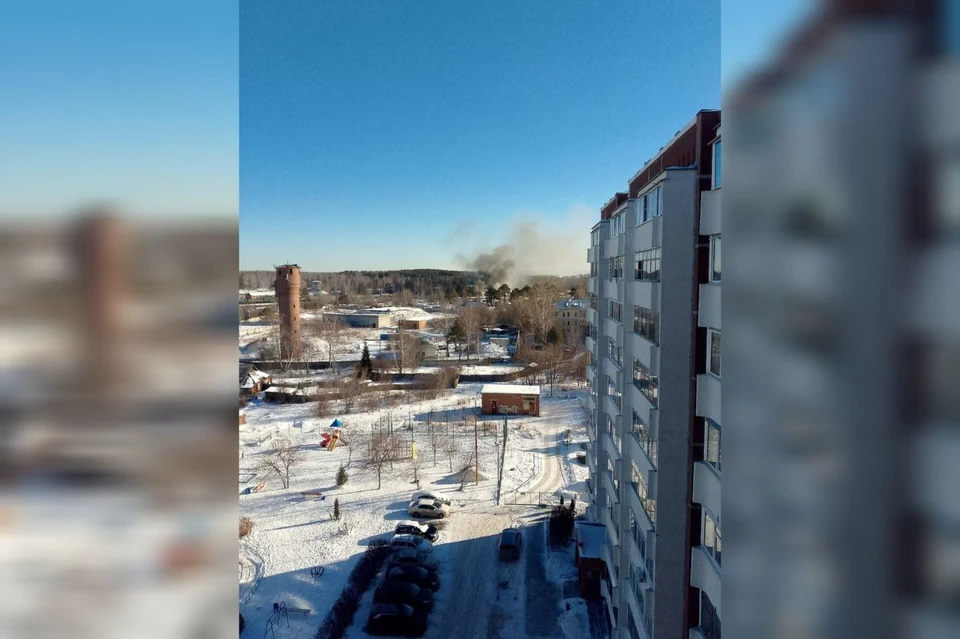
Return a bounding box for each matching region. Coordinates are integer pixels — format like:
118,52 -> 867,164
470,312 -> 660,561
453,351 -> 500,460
480,384 -> 540,416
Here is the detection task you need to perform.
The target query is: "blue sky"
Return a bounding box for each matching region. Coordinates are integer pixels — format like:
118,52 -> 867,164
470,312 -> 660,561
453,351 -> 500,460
241,1 -> 722,272
0,1 -> 238,219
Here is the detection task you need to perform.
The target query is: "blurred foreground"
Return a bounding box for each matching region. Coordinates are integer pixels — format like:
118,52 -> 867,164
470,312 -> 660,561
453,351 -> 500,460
725,1 -> 960,638
0,211 -> 238,638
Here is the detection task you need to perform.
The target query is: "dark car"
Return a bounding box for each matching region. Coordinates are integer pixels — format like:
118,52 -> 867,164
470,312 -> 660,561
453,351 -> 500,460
395,521 -> 440,543
386,565 -> 440,591
498,527 -> 523,561
374,580 -> 435,612
365,603 -> 428,637
387,548 -> 440,572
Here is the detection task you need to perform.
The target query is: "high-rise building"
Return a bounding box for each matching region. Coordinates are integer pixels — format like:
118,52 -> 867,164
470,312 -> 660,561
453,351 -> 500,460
585,109 -> 721,639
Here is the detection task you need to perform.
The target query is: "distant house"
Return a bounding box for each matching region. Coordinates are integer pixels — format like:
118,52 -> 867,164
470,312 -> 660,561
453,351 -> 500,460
419,340 -> 440,361
325,312 -> 393,329
481,384 -> 540,416
555,299 -> 588,338
398,318 -> 429,330
574,521 -> 607,599
240,365 -> 272,395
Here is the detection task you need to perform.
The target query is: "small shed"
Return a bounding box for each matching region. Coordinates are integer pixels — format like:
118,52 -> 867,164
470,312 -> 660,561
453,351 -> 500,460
240,365 -> 272,395
398,318 -> 429,330
481,384 -> 540,416
574,521 -> 607,599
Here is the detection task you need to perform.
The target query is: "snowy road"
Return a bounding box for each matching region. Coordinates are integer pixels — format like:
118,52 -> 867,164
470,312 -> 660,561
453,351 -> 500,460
428,507 -> 515,639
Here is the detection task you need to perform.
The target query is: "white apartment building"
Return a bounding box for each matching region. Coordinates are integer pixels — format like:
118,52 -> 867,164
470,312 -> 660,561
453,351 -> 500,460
586,109 -> 721,639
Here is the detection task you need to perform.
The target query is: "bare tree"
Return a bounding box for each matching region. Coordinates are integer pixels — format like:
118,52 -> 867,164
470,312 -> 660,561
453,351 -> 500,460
457,305 -> 486,362
306,314 -> 345,373
394,327 -> 422,375
409,454 -> 424,486
426,420 -> 443,467
340,376 -> 361,413
442,430 -> 459,473
458,451 -> 477,490
365,431 -> 399,490
258,442 -> 302,489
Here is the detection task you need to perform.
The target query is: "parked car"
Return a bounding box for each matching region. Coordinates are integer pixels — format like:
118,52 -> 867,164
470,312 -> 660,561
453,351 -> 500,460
408,498 -> 450,519
365,603 -> 428,637
498,527 -> 523,561
390,534 -> 434,554
374,580 -> 435,612
412,490 -> 452,506
387,548 -> 440,572
395,520 -> 439,543
386,565 -> 440,591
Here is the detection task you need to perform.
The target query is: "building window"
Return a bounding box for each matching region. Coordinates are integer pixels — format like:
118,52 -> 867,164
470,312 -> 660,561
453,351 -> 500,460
633,306 -> 659,344
710,235 -> 721,282
712,139 -> 721,189
633,359 -> 658,407
606,337 -> 623,368
610,212 -> 626,238
705,419 -> 721,473
635,248 -> 661,281
609,300 -> 622,323
632,410 -> 658,466
608,255 -> 624,279
649,185 -> 661,218
629,511 -> 646,559
607,375 -> 622,411
592,228 -> 601,246
703,510 -> 721,567
590,261 -> 598,278
708,330 -> 721,377
590,294 -> 597,311
700,591 -> 721,639
632,462 -> 656,525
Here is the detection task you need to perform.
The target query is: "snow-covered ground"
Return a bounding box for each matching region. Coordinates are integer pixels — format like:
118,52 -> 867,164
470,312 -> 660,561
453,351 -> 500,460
238,382 -> 589,638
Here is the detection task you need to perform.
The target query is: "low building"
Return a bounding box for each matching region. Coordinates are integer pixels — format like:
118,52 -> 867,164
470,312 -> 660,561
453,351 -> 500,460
324,312 -> 393,329
480,384 -> 540,416
240,365 -> 272,395
398,318 -> 429,330
419,340 -> 441,361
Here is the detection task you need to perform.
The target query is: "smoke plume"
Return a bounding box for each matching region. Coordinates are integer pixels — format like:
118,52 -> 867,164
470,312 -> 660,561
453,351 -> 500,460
453,205 -> 593,287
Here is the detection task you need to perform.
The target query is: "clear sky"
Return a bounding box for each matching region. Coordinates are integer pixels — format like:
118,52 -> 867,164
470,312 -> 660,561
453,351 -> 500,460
240,1 -> 721,272
0,1 -> 238,219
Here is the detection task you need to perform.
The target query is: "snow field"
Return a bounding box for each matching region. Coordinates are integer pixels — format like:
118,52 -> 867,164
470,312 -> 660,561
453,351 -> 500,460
239,383 -> 590,638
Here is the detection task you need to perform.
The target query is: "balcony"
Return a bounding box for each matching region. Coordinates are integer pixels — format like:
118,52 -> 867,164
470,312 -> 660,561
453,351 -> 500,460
585,333 -> 596,352
692,461 -> 721,517
604,393 -> 622,417
603,431 -> 621,462
690,546 -> 721,620
695,373 -> 721,425
700,187 -> 721,235
587,277 -> 597,295
698,282 -> 721,330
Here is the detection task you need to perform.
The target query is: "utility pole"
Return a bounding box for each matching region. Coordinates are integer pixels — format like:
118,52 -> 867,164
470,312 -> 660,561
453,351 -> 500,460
474,416 -> 479,485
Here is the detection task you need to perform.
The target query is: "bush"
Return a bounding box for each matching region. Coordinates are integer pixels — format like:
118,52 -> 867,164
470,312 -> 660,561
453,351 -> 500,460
315,539 -> 392,639
336,465 -> 348,486
333,498 -> 341,521
239,517 -> 254,538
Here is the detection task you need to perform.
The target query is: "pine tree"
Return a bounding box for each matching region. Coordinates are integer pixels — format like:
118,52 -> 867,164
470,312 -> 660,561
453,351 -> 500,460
333,497 -> 341,520
336,464 -> 348,486
358,343 -> 373,379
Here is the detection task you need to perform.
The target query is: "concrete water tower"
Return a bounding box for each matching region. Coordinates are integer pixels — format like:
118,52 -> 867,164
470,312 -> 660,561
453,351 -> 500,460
275,264 -> 302,360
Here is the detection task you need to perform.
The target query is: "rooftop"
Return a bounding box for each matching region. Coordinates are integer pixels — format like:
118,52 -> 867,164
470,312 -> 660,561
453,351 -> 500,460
574,521 -> 606,559
481,384 -> 540,396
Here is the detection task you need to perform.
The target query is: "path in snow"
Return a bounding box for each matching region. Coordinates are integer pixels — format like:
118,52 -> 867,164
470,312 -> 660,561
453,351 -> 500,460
429,507 -> 514,639
238,542 -> 264,605
524,520 -> 562,638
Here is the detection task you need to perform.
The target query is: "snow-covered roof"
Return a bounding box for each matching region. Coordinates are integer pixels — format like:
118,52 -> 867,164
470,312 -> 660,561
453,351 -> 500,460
575,521 -> 606,559
481,384 -> 540,396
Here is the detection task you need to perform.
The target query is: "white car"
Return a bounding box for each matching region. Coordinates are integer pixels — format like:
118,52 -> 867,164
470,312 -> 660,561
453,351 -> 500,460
407,498 -> 450,519
390,534 -> 434,554
412,490 -> 452,506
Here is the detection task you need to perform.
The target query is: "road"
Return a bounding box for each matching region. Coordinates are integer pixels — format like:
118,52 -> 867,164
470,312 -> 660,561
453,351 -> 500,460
428,507 -> 515,639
